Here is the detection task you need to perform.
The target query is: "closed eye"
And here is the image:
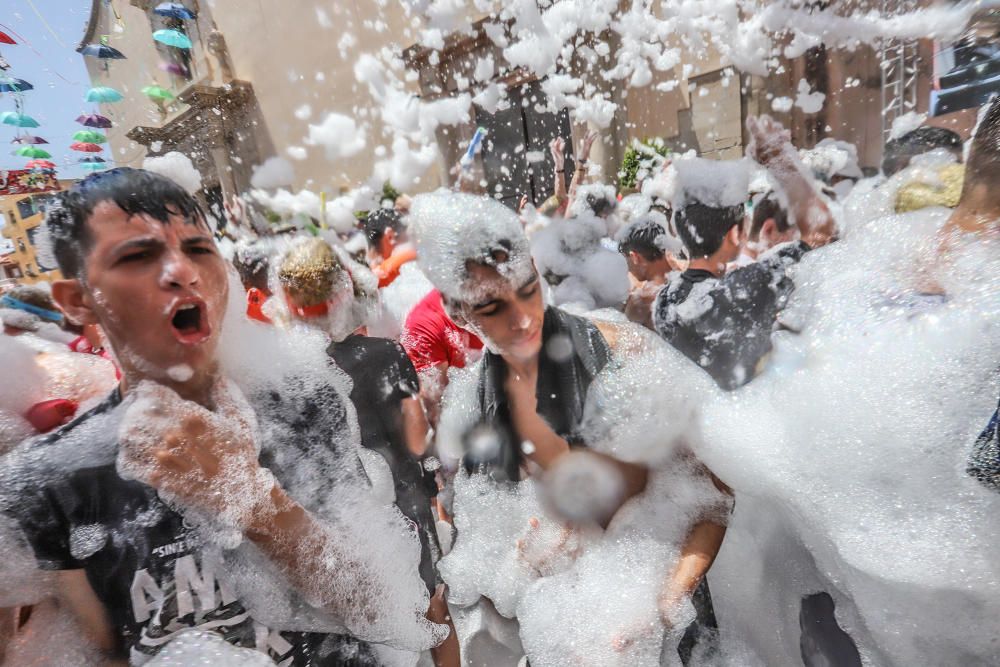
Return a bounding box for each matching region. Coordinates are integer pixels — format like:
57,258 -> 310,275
117,250 -> 153,264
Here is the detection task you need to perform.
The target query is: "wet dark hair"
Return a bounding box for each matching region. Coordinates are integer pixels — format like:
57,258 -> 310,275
882,127 -> 963,176
618,219 -> 667,261
233,240 -> 272,294
363,208 -> 404,249
749,191 -> 790,241
674,202 -> 745,258
43,167 -> 205,279
585,192 -> 617,218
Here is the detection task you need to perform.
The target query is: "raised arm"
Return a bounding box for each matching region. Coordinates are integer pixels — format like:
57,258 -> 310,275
566,130 -> 599,213
746,115 -> 837,248
119,393 -> 447,652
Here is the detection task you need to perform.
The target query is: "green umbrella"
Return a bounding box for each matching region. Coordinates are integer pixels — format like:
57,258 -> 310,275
152,29 -> 192,49
13,145 -> 51,159
85,86 -> 124,103
0,111 -> 40,128
72,130 -> 108,143
142,85 -> 175,101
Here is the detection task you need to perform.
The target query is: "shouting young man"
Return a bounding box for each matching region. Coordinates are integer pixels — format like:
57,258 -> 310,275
0,169 -> 446,665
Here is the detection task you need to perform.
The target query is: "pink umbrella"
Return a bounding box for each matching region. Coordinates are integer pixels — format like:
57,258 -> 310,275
11,135 -> 49,145
158,61 -> 189,77
76,113 -> 113,128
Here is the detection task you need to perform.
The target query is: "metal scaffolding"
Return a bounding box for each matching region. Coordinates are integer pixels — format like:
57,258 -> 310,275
879,0 -> 923,140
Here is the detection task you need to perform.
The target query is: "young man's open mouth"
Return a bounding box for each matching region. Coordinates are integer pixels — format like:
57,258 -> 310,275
168,298 -> 211,345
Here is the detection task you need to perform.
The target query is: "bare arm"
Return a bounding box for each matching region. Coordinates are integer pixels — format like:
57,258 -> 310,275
417,364 -> 449,430
551,137 -> 568,202
565,131 -> 599,214
747,115 -> 836,248
55,570 -> 119,655
658,471 -> 731,625
402,396 -> 430,459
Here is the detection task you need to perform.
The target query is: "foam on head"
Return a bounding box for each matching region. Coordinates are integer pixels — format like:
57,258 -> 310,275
671,157 -> 751,211
409,191 -> 534,304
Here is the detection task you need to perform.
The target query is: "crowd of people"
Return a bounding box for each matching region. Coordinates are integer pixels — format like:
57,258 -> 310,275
0,96 -> 997,667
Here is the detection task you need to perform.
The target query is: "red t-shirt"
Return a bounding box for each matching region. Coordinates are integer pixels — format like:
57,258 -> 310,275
401,289 -> 483,371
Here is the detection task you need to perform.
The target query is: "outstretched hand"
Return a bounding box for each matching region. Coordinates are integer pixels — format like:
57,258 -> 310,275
746,114 -> 793,168
578,130 -> 599,163
117,380 -> 274,531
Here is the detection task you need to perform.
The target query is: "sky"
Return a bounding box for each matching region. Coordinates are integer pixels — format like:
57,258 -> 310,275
1,0 -> 99,181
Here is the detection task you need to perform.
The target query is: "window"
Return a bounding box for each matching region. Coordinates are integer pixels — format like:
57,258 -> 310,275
4,211 -> 15,229
16,198 -> 36,220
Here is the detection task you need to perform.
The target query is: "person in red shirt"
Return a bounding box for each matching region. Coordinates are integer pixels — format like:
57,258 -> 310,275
232,239 -> 274,323
366,208 -> 418,288
401,288 -> 483,427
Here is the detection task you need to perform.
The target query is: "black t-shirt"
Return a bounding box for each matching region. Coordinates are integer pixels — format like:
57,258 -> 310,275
7,382 -> 383,666
327,335 -> 439,593
653,241 -> 809,391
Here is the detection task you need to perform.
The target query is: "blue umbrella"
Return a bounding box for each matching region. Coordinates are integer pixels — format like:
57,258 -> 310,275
0,77 -> 33,93
81,162 -> 107,171
79,43 -> 126,59
153,2 -> 196,19
0,111 -> 39,128
85,86 -> 124,103
152,29 -> 192,50
78,156 -> 107,163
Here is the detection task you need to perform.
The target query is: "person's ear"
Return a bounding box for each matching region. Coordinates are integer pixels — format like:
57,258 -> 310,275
761,218 -> 777,242
380,228 -> 396,256
727,224 -> 742,247
51,279 -> 99,326
628,250 -> 642,266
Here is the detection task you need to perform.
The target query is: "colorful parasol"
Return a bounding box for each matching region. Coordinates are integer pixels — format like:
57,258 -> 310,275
152,29 -> 192,50
0,111 -> 40,128
0,77 -> 33,93
78,156 -> 106,163
70,142 -> 104,153
80,162 -> 107,171
72,130 -> 107,143
153,3 -> 197,20
13,145 -> 51,159
11,135 -> 48,145
142,85 -> 175,101
158,61 -> 190,77
85,86 -> 124,103
76,113 -> 113,128
0,32 -> 15,46
79,43 -> 126,59
25,159 -> 56,170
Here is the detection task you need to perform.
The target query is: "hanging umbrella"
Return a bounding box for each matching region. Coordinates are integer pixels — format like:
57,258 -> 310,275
152,29 -> 192,50
72,130 -> 107,143
0,77 -> 33,93
71,142 -> 104,153
142,85 -> 175,101
79,43 -> 126,59
81,162 -> 107,171
13,146 -> 51,159
78,156 -> 106,163
0,32 -> 15,45
25,159 -> 56,170
76,113 -> 113,128
153,2 -> 196,19
85,86 -> 124,103
158,61 -> 189,77
11,135 -> 48,145
0,111 -> 39,128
